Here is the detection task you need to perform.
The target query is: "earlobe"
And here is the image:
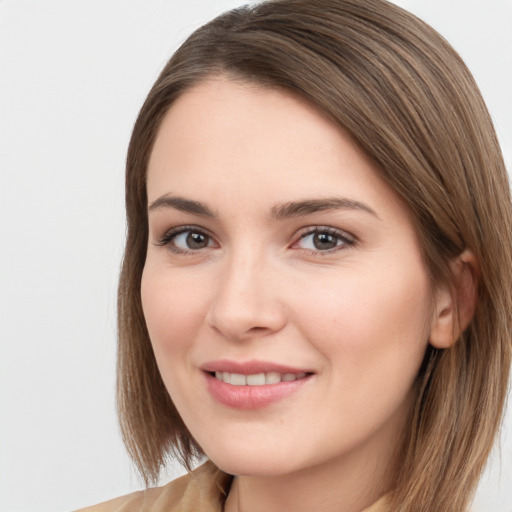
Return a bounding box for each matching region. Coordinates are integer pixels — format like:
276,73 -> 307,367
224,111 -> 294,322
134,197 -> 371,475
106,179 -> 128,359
429,250 -> 479,349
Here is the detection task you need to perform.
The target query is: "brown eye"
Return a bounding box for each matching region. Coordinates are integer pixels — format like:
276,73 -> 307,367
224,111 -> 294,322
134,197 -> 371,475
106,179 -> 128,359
156,228 -> 217,253
185,231 -> 210,249
312,232 -> 339,250
296,228 -> 354,253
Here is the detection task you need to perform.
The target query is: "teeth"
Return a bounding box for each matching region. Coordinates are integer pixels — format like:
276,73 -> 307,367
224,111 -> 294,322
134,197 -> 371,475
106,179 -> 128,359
230,373 -> 247,386
246,373 -> 266,385
266,371 -> 281,384
213,371 -> 308,385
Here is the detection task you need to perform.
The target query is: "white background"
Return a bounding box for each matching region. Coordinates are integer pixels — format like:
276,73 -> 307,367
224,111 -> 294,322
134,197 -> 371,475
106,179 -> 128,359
0,1 -> 510,511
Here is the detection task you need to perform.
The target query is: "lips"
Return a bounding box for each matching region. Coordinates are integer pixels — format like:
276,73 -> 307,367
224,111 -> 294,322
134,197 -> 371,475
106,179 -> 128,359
201,360 -> 314,409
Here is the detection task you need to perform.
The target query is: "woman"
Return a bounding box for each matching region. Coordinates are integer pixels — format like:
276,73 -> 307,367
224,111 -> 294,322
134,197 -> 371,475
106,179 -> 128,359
80,0 -> 512,510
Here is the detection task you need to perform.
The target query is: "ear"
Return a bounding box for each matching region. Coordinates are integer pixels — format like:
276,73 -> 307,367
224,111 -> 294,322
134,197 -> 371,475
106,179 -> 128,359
429,250 -> 479,349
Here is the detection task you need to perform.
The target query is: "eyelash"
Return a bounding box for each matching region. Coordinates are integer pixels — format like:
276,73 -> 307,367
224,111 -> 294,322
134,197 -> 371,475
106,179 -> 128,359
294,226 -> 356,255
155,225 -> 356,255
155,225 -> 215,254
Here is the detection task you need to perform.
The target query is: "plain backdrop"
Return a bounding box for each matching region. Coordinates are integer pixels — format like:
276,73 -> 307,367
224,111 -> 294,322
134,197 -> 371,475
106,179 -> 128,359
0,1 -> 511,511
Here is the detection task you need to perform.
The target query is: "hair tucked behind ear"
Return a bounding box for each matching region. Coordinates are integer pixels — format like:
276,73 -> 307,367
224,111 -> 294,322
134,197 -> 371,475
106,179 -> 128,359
117,0 -> 512,508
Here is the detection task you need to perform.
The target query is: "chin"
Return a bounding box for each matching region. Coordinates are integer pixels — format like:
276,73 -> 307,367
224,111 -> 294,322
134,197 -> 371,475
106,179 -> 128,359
205,443 -> 305,477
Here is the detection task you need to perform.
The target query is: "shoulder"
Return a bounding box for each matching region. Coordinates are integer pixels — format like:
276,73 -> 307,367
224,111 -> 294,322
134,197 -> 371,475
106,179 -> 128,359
74,461 -> 232,512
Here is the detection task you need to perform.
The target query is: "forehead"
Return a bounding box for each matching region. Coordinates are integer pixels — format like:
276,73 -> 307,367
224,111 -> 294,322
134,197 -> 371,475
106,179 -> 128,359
147,78 -> 391,204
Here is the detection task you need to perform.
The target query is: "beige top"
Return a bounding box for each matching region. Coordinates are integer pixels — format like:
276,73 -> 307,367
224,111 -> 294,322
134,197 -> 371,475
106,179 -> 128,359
75,461 -> 389,512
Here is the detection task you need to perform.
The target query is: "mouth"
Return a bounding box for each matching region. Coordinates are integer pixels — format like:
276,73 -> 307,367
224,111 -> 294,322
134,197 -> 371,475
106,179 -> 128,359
201,360 -> 314,409
209,370 -> 310,386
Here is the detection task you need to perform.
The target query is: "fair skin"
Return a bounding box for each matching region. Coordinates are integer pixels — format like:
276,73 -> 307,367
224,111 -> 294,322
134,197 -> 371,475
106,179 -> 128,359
141,77 -> 458,512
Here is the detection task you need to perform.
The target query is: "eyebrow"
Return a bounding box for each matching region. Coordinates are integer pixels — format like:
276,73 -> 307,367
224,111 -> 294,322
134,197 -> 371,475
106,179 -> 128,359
148,194 -> 378,220
148,195 -> 216,217
271,197 -> 378,219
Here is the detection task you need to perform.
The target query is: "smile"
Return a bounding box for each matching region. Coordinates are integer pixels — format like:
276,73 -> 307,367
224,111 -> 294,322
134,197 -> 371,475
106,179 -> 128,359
201,362 -> 314,409
213,371 -> 308,386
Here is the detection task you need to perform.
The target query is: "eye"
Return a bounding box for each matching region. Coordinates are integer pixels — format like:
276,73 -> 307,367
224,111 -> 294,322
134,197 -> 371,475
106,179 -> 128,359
173,230 -> 213,250
156,227 -> 217,253
294,227 -> 354,253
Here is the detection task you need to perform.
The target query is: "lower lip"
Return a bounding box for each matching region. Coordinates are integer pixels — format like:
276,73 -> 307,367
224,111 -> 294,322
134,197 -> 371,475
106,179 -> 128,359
204,372 -> 312,410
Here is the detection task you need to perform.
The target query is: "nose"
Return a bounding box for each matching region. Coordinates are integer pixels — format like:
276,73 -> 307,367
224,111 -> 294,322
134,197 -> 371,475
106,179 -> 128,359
206,249 -> 287,342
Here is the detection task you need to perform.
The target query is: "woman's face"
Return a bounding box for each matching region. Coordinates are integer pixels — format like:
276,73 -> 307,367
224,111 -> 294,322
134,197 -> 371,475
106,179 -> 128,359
142,78 -> 438,478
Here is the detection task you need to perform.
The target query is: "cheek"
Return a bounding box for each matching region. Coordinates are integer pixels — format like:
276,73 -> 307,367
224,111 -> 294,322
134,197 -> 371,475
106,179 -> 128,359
140,263 -> 216,415
293,261 -> 433,390
140,264 -> 209,357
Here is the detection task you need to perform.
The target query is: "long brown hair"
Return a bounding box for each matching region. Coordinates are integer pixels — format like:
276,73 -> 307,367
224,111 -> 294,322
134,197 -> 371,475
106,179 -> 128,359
117,1 -> 512,509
